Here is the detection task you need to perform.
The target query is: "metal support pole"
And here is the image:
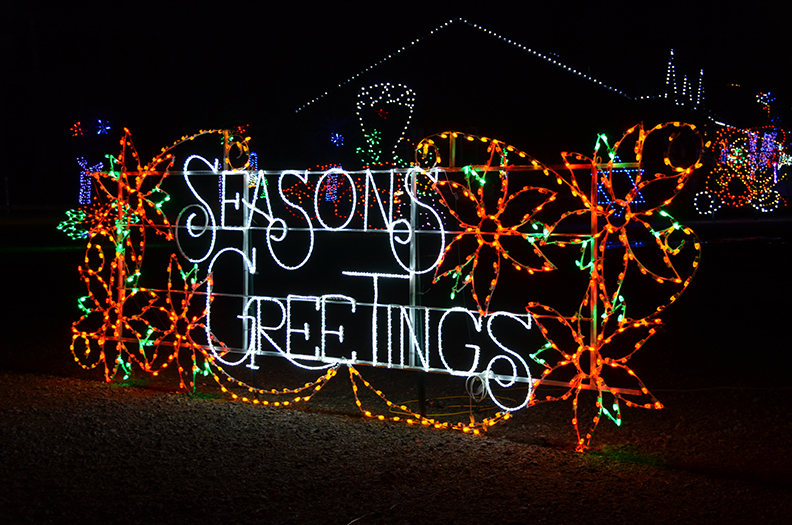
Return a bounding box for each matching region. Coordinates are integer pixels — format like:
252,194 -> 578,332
589,162 -> 598,381
115,169 -> 126,364
223,131 -> 253,370
408,169 -> 426,417
449,134 -> 456,168
242,165 -> 254,371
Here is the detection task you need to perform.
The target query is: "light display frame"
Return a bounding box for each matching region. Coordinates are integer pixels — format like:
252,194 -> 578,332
68,122 -> 704,451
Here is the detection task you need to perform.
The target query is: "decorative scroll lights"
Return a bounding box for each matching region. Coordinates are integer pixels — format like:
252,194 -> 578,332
68,122 -> 704,451
695,125 -> 789,214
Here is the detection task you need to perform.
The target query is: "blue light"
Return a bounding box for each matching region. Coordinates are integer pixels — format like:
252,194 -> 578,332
324,164 -> 342,202
597,158 -> 645,217
77,157 -> 103,205
95,119 -> 111,135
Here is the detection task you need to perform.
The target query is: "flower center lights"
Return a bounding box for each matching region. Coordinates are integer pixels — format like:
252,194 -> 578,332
68,122 -> 704,451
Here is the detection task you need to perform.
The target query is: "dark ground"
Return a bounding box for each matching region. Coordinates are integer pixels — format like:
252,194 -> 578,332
1,213 -> 791,524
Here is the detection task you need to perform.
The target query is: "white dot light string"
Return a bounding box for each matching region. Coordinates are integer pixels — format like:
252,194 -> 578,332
295,18 -> 635,113
356,83 -> 416,168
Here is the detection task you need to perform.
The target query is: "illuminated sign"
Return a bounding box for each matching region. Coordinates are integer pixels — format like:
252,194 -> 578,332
68,123 -> 704,450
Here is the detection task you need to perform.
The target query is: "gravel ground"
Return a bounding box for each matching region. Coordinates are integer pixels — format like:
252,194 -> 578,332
1,368 -> 790,524
2,224 -> 791,524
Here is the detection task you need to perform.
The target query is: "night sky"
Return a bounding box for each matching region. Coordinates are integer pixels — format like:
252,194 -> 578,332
2,1 -> 790,208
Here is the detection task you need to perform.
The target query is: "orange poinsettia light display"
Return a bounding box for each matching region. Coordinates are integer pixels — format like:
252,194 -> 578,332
70,129 -> 250,387
527,122 -> 704,450
416,123 -> 704,450
416,132 -> 559,316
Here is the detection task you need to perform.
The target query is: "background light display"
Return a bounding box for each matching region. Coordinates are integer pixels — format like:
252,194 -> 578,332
76,156 -> 103,205
695,125 -> 789,214
355,83 -> 415,168
664,49 -> 705,108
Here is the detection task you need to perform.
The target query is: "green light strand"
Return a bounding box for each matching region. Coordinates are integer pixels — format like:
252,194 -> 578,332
150,187 -> 171,210
138,326 -> 156,352
77,296 -> 93,315
179,263 -> 200,286
593,133 -> 616,161
448,261 -> 474,300
462,165 -> 487,187
529,342 -> 554,366
105,155 -> 120,181
574,239 -> 593,271
600,394 -> 622,426
57,209 -> 90,240
114,355 -> 133,381
125,270 -> 141,286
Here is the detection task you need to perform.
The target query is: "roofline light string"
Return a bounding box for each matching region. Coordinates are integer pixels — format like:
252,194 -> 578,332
295,18 -> 635,114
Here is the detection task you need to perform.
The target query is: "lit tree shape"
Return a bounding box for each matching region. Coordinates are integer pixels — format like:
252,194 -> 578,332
356,129 -> 384,166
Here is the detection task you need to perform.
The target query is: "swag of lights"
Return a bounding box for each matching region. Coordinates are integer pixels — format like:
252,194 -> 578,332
65,122 -> 703,451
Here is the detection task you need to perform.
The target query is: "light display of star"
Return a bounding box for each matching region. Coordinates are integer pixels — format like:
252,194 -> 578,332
95,119 -> 111,135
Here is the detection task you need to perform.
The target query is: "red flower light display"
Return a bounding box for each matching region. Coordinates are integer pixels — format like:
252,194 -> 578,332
417,132 -> 559,316
525,122 -> 705,450
70,129 -> 250,385
526,302 -> 664,451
